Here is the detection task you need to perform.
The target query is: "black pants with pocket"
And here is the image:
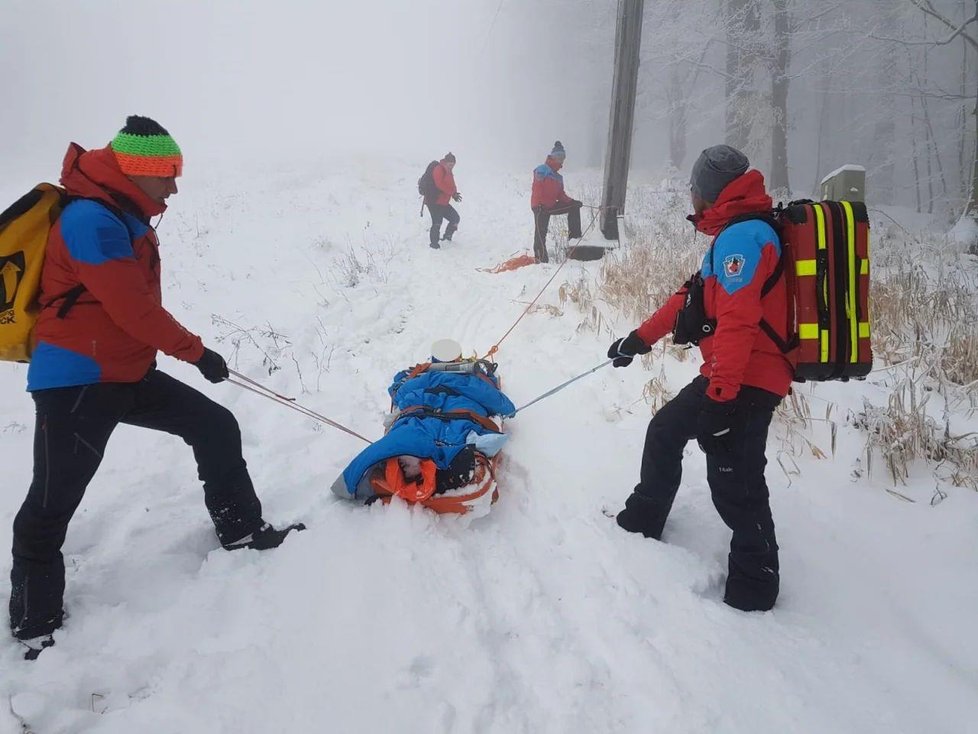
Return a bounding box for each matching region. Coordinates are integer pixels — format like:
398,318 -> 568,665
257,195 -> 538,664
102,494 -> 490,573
9,369 -> 263,639
627,375 -> 782,609
533,203 -> 583,263
428,203 -> 460,245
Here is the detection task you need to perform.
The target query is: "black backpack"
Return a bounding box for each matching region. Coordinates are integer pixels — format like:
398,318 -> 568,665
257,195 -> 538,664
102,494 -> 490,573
417,161 -> 440,198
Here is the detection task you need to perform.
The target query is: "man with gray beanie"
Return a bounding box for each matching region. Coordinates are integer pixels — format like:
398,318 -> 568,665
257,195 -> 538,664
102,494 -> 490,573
606,144 -> 794,613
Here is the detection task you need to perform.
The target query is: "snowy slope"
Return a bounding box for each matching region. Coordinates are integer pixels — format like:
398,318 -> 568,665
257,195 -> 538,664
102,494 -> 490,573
1,160 -> 977,734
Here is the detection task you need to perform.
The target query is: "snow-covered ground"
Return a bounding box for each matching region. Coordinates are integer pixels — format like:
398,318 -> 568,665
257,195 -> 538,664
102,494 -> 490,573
1,160 -> 977,733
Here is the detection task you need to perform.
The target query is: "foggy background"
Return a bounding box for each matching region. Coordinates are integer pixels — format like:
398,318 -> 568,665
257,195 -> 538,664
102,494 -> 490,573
0,0 -> 610,177
2,0 -> 976,222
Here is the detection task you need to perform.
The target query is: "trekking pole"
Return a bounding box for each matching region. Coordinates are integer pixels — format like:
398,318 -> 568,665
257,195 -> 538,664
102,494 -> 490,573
226,369 -> 373,443
510,359 -> 613,415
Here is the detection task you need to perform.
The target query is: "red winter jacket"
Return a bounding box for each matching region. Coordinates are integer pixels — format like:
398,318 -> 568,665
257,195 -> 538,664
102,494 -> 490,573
635,171 -> 794,401
431,162 -> 457,206
531,159 -> 575,210
27,144 -> 204,390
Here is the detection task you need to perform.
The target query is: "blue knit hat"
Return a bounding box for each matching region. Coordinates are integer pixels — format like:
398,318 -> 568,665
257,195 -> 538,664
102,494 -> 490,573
549,140 -> 566,160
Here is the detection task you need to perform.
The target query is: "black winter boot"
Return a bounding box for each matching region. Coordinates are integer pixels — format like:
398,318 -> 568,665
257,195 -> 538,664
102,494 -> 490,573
223,522 -> 306,551
723,555 -> 779,612
20,634 -> 55,661
615,492 -> 667,540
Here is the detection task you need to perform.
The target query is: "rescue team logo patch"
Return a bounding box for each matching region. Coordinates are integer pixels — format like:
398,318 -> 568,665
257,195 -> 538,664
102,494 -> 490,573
722,254 -> 745,279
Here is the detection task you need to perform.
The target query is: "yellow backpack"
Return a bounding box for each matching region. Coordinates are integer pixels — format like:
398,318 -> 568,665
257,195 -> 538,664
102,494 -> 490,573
0,183 -> 68,362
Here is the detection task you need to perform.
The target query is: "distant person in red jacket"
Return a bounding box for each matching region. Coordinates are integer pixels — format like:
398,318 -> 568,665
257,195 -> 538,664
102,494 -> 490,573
531,141 -> 582,263
607,145 -> 793,613
8,116 -> 303,659
424,153 -> 462,249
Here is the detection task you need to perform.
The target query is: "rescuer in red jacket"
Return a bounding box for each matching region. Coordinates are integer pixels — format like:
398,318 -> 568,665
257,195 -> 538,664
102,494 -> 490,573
424,153 -> 462,249
531,141 -> 582,263
9,116 -> 303,659
608,145 -> 793,613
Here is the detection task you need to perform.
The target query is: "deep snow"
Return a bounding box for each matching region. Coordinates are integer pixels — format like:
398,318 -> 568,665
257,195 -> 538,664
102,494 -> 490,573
1,159 -> 976,733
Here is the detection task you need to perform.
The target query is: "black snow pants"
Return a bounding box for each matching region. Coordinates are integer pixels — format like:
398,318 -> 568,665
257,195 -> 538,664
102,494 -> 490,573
533,202 -> 583,263
623,375 -> 782,611
9,369 -> 263,639
428,203 -> 460,245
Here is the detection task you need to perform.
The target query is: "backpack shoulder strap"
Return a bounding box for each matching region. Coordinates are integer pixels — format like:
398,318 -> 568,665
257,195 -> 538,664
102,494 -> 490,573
53,284 -> 86,319
44,196 -> 132,319
758,319 -> 798,354
712,209 -> 796,353
720,212 -> 780,232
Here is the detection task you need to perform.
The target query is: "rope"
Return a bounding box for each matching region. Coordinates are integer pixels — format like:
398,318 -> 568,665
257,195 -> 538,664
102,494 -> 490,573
481,0 -> 506,54
227,369 -> 373,443
483,206 -> 605,359
512,359 -> 613,414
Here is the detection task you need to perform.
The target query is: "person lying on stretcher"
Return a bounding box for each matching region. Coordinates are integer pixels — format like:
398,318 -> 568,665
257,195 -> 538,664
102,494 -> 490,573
330,339 -> 515,504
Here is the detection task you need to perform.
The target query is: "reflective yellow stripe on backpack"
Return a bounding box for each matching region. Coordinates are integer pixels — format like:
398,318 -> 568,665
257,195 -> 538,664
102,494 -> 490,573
812,203 -> 829,363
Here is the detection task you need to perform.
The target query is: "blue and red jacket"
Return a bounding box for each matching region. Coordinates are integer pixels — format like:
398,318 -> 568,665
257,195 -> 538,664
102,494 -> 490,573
635,170 -> 793,401
27,144 -> 204,391
430,162 -> 457,206
531,159 -> 574,210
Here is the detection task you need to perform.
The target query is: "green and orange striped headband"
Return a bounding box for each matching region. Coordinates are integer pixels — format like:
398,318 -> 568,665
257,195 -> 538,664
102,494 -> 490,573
110,115 -> 183,178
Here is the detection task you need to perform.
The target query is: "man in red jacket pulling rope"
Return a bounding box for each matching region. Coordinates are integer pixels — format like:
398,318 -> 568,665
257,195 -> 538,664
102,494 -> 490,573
608,145 -> 793,613
531,141 -> 582,263
9,116 -> 303,659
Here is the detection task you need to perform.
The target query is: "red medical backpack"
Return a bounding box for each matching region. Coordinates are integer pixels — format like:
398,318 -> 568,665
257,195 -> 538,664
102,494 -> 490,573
775,200 -> 872,381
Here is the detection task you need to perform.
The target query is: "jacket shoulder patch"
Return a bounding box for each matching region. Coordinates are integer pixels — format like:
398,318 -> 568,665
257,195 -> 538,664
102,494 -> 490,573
708,220 -> 778,295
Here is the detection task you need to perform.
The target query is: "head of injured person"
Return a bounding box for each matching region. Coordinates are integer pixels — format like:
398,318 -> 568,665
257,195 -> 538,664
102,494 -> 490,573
431,338 -> 463,363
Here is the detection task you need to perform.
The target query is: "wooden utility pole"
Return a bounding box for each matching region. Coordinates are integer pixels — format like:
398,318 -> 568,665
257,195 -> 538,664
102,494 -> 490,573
600,0 -> 644,240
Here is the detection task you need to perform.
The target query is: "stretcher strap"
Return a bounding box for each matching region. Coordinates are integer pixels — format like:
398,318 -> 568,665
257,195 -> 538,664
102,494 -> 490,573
394,405 -> 501,433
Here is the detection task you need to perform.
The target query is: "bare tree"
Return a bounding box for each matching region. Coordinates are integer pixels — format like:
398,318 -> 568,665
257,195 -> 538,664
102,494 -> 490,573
725,0 -> 763,151
904,0 -> 978,218
634,0 -> 720,172
667,66 -> 689,169
768,0 -> 791,192
869,3 -> 900,203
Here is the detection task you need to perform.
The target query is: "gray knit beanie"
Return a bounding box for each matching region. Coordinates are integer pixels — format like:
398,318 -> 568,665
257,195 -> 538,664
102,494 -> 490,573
689,145 -> 749,202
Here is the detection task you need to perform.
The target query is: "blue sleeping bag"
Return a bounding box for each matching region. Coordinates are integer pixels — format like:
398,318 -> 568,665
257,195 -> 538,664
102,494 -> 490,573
338,365 -> 515,498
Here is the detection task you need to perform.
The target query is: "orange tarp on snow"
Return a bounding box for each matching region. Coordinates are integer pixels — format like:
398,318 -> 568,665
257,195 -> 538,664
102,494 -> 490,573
479,254 -> 538,273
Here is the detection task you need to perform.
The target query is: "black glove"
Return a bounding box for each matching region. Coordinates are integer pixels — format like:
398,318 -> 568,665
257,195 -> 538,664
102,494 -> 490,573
696,398 -> 739,456
452,192 -> 462,203
607,330 -> 651,368
195,347 -> 229,383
